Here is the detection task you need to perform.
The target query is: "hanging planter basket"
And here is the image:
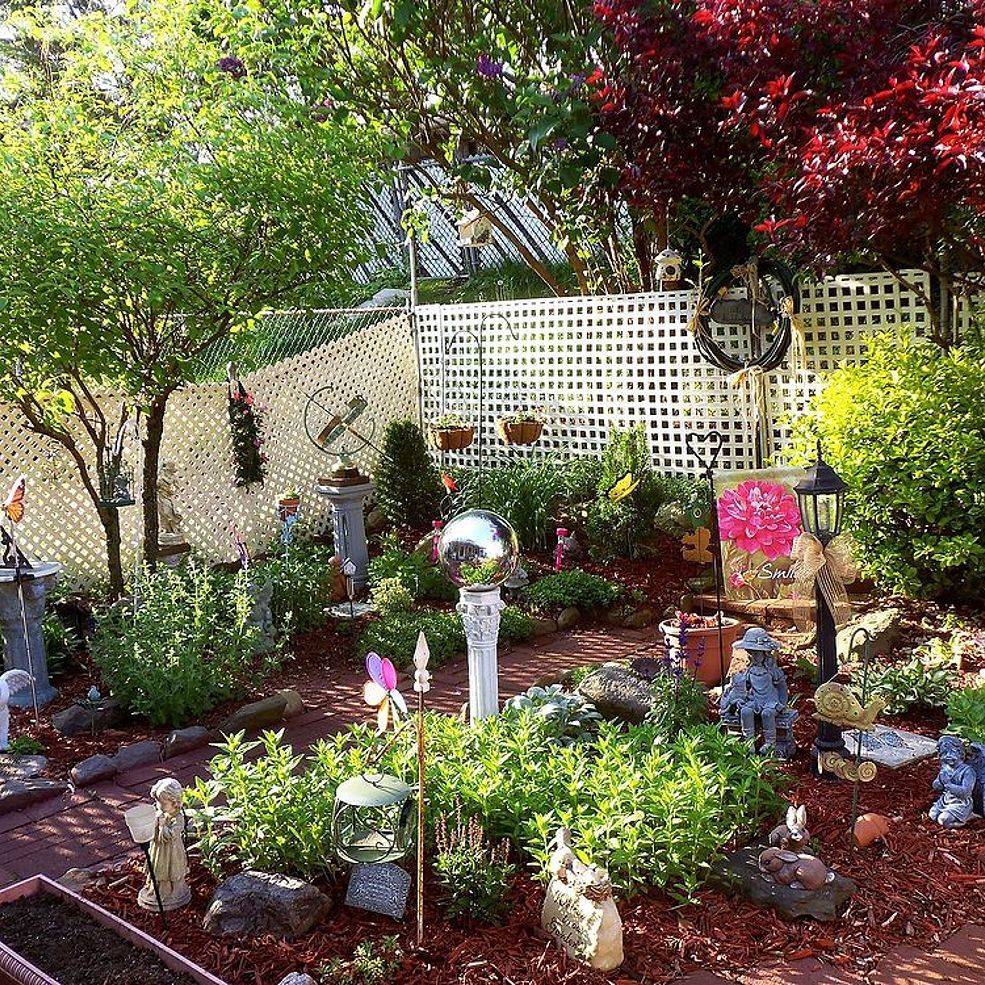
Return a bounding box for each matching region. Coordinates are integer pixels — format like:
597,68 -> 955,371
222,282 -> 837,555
496,419 -> 543,446
429,425 -> 475,451
277,496 -> 301,521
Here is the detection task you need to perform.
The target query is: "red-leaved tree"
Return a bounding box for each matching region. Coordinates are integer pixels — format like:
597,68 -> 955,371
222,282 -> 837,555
596,1 -> 985,342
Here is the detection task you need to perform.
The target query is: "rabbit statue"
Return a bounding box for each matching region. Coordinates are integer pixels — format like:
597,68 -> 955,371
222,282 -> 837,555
768,804 -> 810,852
757,847 -> 835,892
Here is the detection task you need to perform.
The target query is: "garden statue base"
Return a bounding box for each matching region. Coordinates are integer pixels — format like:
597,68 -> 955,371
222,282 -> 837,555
719,707 -> 799,760
457,587 -> 505,721
842,724 -> 938,769
344,863 -> 410,920
0,561 -> 61,707
714,842 -> 856,921
314,478 -> 374,591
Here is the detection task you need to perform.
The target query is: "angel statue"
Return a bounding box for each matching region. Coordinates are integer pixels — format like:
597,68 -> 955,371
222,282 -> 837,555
137,778 -> 191,911
0,670 -> 33,751
930,736 -> 985,829
156,462 -> 186,547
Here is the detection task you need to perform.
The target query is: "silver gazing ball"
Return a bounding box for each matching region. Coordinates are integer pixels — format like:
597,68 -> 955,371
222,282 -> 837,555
437,509 -> 520,591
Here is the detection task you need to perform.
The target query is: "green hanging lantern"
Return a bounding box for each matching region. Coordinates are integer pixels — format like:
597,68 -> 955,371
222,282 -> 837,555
332,773 -> 415,865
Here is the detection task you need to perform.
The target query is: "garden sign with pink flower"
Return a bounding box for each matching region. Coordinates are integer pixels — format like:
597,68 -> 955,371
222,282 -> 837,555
713,469 -> 803,603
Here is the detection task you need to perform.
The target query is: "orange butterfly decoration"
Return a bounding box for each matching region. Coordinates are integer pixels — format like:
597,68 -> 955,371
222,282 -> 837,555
2,476 -> 26,525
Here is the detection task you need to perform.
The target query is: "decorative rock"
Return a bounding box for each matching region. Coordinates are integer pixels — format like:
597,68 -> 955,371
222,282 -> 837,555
71,754 -> 116,787
541,829 -> 623,971
837,607 -> 902,662
52,698 -> 125,736
714,843 -> 856,921
842,724 -> 938,769
204,870 -> 330,939
557,607 -> 581,631
622,607 -> 658,629
218,694 -> 289,736
277,689 -> 304,720
0,778 -> 69,815
111,740 -> 161,772
278,976 -> 317,985
577,662 -> 651,725
0,754 -> 47,782
529,617 -> 558,637
163,726 -> 212,760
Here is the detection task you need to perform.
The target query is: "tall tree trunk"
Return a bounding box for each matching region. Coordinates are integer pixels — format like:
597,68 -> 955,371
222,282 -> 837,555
97,505 -> 125,597
141,394 -> 169,569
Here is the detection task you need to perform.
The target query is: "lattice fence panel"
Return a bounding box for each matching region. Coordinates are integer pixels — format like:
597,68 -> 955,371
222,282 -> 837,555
417,271 -> 934,475
0,311 -> 417,586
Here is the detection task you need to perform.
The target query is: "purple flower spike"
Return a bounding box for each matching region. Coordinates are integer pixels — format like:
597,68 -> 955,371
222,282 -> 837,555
476,53 -> 504,79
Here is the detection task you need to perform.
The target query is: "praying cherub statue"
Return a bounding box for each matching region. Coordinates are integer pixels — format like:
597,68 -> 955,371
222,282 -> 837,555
930,736 -> 984,830
138,778 -> 191,911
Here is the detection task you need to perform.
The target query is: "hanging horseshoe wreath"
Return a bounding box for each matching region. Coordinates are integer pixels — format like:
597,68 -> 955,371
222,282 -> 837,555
689,258 -> 800,373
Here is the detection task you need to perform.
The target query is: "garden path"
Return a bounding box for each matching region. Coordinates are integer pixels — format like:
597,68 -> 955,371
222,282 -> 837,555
0,625 -> 648,889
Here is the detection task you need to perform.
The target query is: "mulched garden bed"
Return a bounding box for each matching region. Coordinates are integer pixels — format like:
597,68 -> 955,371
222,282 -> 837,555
0,892 -> 197,985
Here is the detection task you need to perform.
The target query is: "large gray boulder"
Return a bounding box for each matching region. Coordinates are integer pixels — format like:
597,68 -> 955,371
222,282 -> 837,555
576,662 -> 652,725
163,726 -> 212,759
111,740 -> 160,772
204,871 -> 330,939
71,754 -> 116,787
52,698 -> 125,737
837,607 -> 902,662
714,843 -> 856,921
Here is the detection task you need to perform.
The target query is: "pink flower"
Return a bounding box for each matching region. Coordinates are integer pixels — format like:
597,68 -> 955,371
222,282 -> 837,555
717,480 -> 802,560
729,570 -> 748,588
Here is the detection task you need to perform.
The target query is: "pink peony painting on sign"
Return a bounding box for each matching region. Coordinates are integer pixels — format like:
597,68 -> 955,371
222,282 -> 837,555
717,479 -> 803,561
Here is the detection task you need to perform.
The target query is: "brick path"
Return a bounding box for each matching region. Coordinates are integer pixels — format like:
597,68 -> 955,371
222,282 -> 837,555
0,626 -> 648,888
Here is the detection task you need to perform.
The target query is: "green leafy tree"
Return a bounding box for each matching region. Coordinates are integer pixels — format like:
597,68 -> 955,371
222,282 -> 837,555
209,0 -> 657,295
0,0 -> 375,592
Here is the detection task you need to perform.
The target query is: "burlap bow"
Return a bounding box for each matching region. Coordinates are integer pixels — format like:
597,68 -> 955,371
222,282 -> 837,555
790,532 -> 858,627
727,364 -> 769,428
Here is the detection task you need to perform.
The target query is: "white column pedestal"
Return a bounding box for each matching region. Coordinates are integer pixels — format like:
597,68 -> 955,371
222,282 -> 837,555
456,587 -> 504,722
313,479 -> 374,591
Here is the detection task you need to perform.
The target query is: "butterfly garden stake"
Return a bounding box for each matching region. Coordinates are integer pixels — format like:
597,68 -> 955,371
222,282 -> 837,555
363,652 -> 408,734
3,476 -> 39,719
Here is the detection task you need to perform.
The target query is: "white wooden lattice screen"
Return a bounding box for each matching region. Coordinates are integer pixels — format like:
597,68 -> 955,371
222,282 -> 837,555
0,311 -> 418,585
416,270 -> 934,475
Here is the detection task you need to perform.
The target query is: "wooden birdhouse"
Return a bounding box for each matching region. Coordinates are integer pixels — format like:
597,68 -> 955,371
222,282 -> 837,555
655,247 -> 683,289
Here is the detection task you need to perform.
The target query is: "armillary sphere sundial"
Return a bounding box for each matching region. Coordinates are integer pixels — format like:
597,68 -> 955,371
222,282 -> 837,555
303,386 -> 381,486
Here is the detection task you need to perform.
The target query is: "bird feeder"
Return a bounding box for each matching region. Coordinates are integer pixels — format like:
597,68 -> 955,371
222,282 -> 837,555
332,773 -> 415,865
654,247 -> 684,289
457,208 -> 493,248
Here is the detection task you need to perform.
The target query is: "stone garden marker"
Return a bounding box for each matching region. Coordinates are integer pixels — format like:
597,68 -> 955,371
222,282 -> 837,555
541,828 -> 623,972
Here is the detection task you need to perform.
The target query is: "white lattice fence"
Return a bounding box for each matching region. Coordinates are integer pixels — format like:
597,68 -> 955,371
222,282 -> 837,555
417,271 -> 934,474
0,311 -> 417,585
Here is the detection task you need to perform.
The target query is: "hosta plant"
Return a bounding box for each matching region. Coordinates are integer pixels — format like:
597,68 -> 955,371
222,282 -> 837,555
868,640 -> 960,716
946,685 -> 985,744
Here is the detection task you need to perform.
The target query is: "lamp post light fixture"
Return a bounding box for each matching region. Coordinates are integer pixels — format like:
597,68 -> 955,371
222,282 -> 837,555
793,441 -> 849,771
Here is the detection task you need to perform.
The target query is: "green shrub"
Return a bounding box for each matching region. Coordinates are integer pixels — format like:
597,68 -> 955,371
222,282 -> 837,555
42,610 -> 80,678
92,562 -> 279,727
458,459 -> 567,551
646,669 -> 710,740
503,684 -> 603,745
434,805 -> 516,923
371,577 -> 414,616
522,568 -> 622,613
254,542 -> 335,634
374,419 -> 441,529
868,639 -> 960,715
7,736 -> 44,755
191,715 -> 784,900
368,534 -> 456,601
787,332 -> 985,597
357,605 -> 533,668
946,685 -> 985,743
319,937 -> 403,985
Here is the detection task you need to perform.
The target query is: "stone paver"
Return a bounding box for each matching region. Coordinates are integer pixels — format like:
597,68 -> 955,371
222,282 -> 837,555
0,626 -> 650,886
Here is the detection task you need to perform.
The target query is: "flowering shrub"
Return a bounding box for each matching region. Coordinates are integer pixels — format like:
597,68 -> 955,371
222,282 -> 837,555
717,480 -> 801,561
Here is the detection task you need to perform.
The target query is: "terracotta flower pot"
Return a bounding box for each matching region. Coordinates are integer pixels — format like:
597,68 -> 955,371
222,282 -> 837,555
0,875 -> 227,985
496,419 -> 543,446
852,812 -> 891,848
429,425 -> 475,451
659,615 -> 744,686
277,497 -> 301,521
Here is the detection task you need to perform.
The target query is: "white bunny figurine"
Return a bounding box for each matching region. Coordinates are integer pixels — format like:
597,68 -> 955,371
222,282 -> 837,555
0,670 -> 34,751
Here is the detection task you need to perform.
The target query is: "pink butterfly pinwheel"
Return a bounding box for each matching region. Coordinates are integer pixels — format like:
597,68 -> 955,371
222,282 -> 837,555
363,652 -> 407,733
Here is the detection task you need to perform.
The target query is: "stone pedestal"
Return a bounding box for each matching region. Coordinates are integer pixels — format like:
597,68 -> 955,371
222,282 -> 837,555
456,587 -> 504,722
314,479 -> 374,591
0,562 -> 61,708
